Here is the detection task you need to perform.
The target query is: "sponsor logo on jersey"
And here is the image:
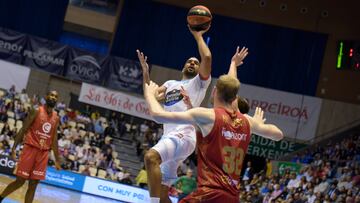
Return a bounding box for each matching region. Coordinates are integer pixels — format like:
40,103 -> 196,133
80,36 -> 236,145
164,89 -> 183,106
222,128 -> 247,141
42,122 -> 52,133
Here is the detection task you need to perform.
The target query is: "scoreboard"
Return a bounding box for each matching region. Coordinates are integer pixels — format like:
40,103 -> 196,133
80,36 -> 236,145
337,41 -> 360,70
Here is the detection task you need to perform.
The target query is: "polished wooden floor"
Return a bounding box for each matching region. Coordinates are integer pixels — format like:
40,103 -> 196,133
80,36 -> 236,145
0,174 -> 123,203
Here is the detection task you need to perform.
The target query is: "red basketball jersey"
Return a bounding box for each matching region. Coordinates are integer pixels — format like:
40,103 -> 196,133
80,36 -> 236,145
196,107 -> 251,197
24,105 -> 59,150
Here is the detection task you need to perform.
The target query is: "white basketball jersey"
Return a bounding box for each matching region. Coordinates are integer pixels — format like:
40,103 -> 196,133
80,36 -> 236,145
162,74 -> 211,135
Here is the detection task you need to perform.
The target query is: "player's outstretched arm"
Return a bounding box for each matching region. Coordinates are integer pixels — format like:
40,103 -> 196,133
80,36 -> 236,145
11,107 -> 38,159
144,81 -> 214,125
137,49 -> 166,101
189,26 -> 212,78
246,107 -> 284,141
228,46 -> 248,79
136,49 -> 151,86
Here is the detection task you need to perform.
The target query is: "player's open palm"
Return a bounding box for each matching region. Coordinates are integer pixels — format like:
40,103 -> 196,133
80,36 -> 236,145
231,46 -> 249,67
136,49 -> 149,73
253,107 -> 266,124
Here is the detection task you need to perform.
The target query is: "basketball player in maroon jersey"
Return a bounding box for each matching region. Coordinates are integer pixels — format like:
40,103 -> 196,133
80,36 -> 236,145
144,75 -> 283,202
0,91 -> 61,203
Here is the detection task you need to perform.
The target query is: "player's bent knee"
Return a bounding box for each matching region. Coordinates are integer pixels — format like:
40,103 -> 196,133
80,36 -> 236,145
144,150 -> 161,166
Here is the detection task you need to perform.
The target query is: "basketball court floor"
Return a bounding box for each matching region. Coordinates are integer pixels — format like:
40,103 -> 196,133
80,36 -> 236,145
0,174 -> 124,203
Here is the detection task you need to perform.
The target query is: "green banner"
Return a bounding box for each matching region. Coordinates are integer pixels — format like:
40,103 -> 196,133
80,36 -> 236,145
246,134 -> 307,159
278,162 -> 302,176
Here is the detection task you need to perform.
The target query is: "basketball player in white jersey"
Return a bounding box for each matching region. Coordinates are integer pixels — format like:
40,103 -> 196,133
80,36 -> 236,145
137,26 -> 211,203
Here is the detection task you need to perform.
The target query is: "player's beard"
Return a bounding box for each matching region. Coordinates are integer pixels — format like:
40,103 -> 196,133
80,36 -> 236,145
46,99 -> 56,108
183,67 -> 197,79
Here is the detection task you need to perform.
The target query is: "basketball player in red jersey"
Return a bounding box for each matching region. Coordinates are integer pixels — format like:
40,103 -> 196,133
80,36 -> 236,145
0,91 -> 61,203
144,75 -> 283,203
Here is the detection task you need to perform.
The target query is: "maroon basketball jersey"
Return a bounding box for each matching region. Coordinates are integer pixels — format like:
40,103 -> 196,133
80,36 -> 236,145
196,107 -> 251,197
24,105 -> 59,150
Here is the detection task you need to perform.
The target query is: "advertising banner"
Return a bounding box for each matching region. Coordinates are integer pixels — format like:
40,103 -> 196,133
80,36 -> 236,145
64,48 -> 108,85
0,154 -> 16,175
247,135 -> 307,160
278,161 -> 303,176
79,83 -> 152,120
22,36 -> 68,74
42,167 -> 86,192
106,56 -> 145,94
0,28 -> 27,63
239,83 -> 322,141
82,177 -> 177,203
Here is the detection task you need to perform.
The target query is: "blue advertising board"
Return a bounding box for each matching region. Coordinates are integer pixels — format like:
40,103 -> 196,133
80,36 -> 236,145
42,167 -> 86,192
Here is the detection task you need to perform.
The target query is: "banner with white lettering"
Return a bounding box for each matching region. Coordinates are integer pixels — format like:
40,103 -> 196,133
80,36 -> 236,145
79,83 -> 151,120
208,81 -> 322,141
247,135 -> 307,159
106,56 -> 146,94
0,28 -> 27,63
65,48 -> 108,85
241,84 -> 322,141
23,36 -> 68,74
0,154 -> 16,175
82,177 -> 177,203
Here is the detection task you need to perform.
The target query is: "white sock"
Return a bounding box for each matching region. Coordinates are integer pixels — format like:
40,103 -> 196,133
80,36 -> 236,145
150,197 -> 160,203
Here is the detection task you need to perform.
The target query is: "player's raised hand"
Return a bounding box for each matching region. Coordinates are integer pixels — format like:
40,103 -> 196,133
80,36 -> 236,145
180,86 -> 193,109
144,81 -> 159,98
136,49 -> 149,73
253,107 -> 266,124
231,46 -> 249,67
188,24 -> 210,39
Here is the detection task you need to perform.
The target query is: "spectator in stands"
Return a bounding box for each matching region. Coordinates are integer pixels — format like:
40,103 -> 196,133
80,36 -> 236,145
56,100 -> 66,111
175,169 -> 197,201
81,165 -> 91,176
82,105 -> 91,117
107,162 -> 119,180
119,171 -> 132,185
6,85 -> 16,99
19,89 -> 29,104
135,165 -> 148,188
14,104 -> 26,120
94,120 -> 104,134
0,103 -> 7,123
139,121 -> 149,138
243,161 -> 253,181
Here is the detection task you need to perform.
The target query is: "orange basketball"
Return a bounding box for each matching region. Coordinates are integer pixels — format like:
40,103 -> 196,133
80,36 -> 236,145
187,5 -> 212,31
